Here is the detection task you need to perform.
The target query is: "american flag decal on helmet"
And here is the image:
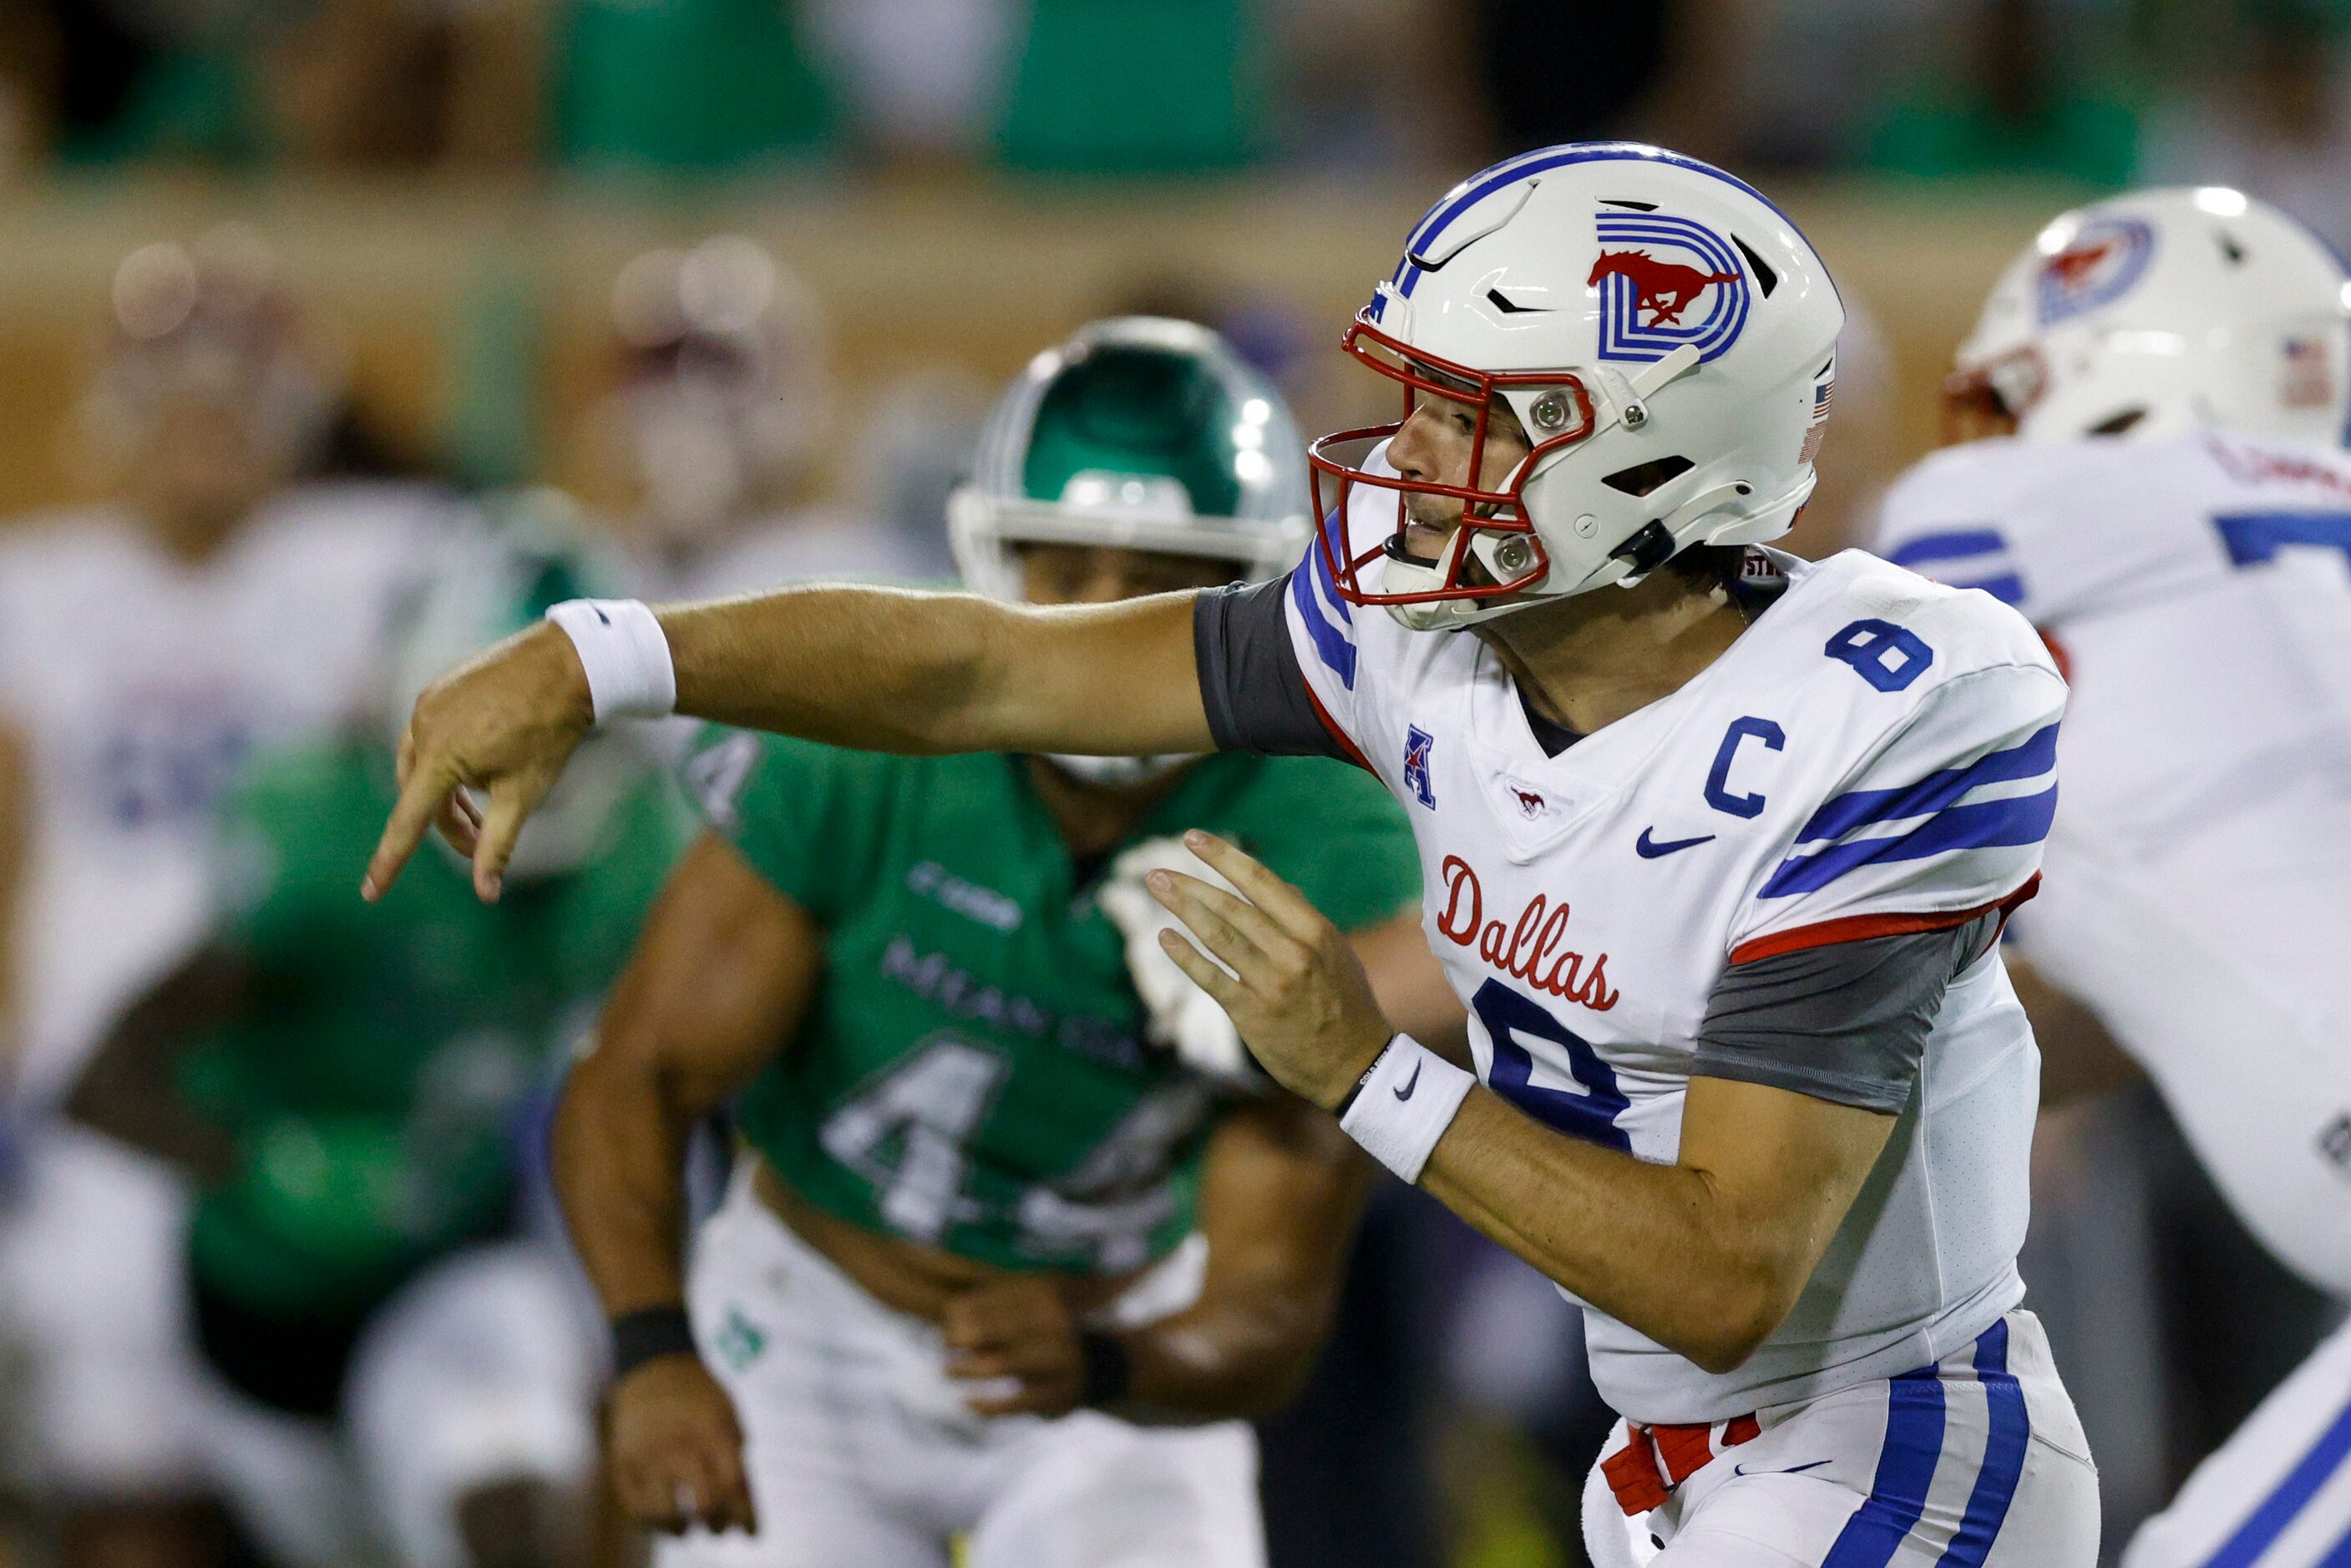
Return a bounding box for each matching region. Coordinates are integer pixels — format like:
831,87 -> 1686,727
1800,374 -> 1835,465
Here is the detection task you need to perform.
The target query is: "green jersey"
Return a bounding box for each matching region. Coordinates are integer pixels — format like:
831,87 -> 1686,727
181,741 -> 692,1317
685,731 -> 1422,1274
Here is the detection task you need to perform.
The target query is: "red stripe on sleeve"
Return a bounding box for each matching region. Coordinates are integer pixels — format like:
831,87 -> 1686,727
1726,874 -> 2041,966
1300,677 -> 1376,775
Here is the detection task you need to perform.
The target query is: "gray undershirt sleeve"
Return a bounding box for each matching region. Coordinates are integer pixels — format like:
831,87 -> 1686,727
1689,912 -> 2002,1115
1191,577 -> 1351,761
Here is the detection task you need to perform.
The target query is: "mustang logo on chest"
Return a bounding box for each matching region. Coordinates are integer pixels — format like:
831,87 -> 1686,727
1434,856 -> 1620,1012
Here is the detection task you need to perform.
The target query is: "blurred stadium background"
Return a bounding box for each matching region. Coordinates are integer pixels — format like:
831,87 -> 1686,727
0,1 -> 2343,1565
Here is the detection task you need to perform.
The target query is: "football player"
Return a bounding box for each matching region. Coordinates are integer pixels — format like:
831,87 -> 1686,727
371,146 -> 2100,1565
0,231 -> 455,1563
574,235 -> 941,598
63,523 -> 688,1568
555,317 -> 1454,1567
1874,186 -> 2351,1568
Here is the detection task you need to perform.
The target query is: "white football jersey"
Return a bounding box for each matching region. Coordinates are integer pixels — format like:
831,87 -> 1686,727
1873,432 -> 2351,1293
1283,537 -> 2067,1424
0,483 -> 457,1104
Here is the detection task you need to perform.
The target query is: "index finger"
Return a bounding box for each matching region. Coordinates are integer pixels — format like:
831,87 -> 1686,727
1178,831 -> 1324,936
362,761 -> 453,903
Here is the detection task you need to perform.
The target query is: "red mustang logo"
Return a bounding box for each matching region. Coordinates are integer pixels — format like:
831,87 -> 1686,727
2044,240 -> 2115,289
1434,856 -> 1619,1011
1588,250 -> 1740,328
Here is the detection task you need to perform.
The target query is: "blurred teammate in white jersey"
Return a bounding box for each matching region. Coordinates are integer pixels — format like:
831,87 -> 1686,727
573,236 -> 942,599
0,232 -> 454,1563
371,144 -> 2100,1566
1875,187 -> 2351,1568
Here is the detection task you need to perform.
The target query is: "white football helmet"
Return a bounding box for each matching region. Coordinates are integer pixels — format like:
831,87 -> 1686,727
1951,187 -> 2351,446
598,235 -> 832,550
1309,143 -> 1844,630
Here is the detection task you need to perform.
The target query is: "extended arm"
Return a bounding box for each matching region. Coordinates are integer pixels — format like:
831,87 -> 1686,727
552,832 -> 822,1535
368,585 -> 1211,901
64,944 -> 251,1181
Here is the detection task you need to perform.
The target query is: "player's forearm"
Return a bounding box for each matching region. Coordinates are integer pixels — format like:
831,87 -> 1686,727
551,1046 -> 698,1315
1420,1090 -> 1813,1373
651,584 -> 1210,758
655,586 -> 1003,754
1117,1290 -> 1333,1422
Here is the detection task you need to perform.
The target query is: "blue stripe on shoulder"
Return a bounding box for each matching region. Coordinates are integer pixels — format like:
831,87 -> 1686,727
1948,574 -> 2026,606
1762,785 -> 2056,899
1887,529 -> 2009,569
2201,1390 -> 2351,1567
1937,1319 -> 2029,1567
1800,724 -> 2060,844
1289,552 -> 1356,690
1824,1366 -> 1948,1568
1309,518 -> 1353,625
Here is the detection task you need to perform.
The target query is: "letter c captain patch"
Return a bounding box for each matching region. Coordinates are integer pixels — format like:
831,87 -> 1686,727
1404,725 -> 1436,808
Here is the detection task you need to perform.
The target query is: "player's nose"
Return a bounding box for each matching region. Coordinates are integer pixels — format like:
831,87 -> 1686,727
1386,404 -> 1443,481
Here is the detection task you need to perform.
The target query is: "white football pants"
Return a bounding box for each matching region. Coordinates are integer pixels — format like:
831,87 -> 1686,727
1582,1312 -> 2100,1567
2124,1312 -> 2351,1568
656,1162 -> 1264,1568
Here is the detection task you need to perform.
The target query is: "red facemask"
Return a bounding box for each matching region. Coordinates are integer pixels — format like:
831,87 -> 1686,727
1305,315 -> 1598,608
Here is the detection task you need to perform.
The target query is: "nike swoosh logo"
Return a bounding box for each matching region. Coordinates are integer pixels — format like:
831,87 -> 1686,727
1733,1459 -> 1831,1478
1636,827 -> 1716,858
1395,1062 -> 1422,1100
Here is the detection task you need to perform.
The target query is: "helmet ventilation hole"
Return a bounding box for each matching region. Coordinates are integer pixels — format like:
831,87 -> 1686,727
1610,520 -> 1679,573
2218,232 -> 2247,264
2089,407 -> 2147,435
1602,455 -> 1695,496
1733,236 -> 1779,296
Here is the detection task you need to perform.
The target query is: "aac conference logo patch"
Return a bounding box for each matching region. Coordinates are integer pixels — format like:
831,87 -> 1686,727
1589,208 -> 1751,365
2034,218 -> 2155,326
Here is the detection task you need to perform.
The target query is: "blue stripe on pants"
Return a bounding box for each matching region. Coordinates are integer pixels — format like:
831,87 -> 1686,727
1824,1365 -> 1949,1568
1938,1319 -> 2030,1565
2317,1520 -> 2351,1568
2203,1393 -> 2351,1568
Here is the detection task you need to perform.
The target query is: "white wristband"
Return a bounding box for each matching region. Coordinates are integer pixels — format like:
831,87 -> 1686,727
1338,1035 -> 1476,1185
545,599 -> 676,723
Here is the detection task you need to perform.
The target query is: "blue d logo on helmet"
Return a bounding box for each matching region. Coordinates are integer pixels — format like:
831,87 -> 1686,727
1588,210 -> 1751,364
2033,218 -> 2155,326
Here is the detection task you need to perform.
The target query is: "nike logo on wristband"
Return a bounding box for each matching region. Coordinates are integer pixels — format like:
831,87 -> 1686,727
1395,1061 -> 1422,1100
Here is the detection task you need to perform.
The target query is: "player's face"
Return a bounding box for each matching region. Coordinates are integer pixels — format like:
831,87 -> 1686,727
1015,543 -> 1241,606
127,387 -> 286,544
1384,383 -> 1533,566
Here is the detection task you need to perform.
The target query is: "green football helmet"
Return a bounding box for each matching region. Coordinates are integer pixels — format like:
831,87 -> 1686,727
947,316 -> 1311,603
389,492 -> 660,881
